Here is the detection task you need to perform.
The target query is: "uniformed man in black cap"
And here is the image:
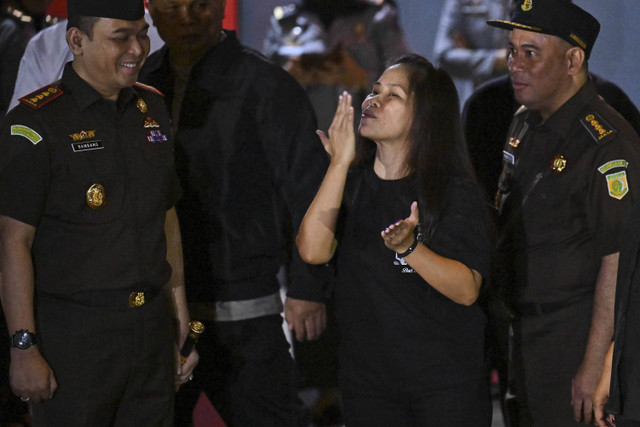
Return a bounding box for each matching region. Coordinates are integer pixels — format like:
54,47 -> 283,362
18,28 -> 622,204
0,0 -> 197,424
489,0 -> 640,425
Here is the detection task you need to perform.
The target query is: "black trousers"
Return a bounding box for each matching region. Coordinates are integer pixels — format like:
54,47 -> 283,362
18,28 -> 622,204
32,292 -> 175,426
340,377 -> 492,427
175,314 -> 309,427
510,298 -> 592,427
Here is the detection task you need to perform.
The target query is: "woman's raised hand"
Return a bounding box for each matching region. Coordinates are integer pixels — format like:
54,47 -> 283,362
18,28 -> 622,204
316,91 -> 356,166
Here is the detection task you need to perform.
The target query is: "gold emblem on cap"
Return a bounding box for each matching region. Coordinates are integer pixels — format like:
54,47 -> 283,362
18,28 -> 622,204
521,0 -> 533,12
144,117 -> 160,128
86,183 -> 106,209
551,154 -> 567,173
137,98 -> 148,114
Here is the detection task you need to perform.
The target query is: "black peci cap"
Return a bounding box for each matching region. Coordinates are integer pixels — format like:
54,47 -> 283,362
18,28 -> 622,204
67,0 -> 145,21
488,0 -> 600,59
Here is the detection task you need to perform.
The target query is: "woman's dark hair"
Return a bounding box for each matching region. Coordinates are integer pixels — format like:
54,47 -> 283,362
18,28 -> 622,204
355,54 -> 479,241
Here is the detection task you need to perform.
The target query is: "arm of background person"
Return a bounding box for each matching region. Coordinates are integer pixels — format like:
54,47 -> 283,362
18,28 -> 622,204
433,0 -> 507,82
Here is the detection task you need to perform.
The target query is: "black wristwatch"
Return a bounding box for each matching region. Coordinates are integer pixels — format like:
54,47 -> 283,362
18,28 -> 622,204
11,330 -> 37,350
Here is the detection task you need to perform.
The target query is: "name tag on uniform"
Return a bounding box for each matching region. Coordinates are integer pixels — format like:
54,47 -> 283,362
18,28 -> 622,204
72,141 -> 104,152
503,150 -> 515,165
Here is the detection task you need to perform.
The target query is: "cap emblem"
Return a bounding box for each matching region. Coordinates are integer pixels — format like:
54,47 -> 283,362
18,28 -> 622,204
521,0 -> 533,12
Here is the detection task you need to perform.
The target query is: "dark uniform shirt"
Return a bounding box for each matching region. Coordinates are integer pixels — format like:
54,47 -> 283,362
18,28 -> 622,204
463,74 -> 640,202
497,79 -> 640,305
0,63 -> 179,296
608,197 -> 640,420
141,31 -> 329,304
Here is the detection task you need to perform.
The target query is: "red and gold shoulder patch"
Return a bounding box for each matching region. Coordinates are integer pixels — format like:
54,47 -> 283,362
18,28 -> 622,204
134,82 -> 164,97
19,84 -> 63,109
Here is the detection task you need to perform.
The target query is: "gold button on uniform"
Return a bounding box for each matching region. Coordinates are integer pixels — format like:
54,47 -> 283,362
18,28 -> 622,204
129,292 -> 145,308
86,183 -> 106,209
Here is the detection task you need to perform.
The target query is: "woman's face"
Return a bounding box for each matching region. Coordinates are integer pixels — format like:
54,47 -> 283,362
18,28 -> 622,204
359,64 -> 414,146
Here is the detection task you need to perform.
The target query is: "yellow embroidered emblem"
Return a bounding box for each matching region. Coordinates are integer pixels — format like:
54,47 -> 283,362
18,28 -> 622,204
11,125 -> 42,145
69,130 -> 96,142
521,0 -> 533,12
583,114 -> 614,142
19,85 -> 63,109
598,159 -> 628,174
606,171 -> 629,200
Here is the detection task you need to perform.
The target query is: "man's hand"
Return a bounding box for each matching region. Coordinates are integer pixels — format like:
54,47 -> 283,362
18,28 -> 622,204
593,342 -> 614,427
284,298 -> 326,341
10,347 -> 57,403
572,357 -> 603,424
174,346 -> 199,391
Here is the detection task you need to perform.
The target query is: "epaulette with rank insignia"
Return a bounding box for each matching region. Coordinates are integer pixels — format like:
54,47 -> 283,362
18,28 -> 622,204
19,84 -> 63,109
134,82 -> 164,97
580,112 -> 617,144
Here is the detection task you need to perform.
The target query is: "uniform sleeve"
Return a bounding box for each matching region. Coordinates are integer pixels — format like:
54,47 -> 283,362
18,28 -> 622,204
0,109 -> 50,225
429,178 -> 494,279
588,133 -> 640,257
258,67 -> 332,302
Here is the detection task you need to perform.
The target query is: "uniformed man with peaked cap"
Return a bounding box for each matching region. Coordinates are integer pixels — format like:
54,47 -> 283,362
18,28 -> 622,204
488,0 -> 640,425
0,0 -> 197,424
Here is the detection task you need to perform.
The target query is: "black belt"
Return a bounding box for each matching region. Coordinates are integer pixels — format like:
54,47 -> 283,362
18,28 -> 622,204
40,287 -> 163,309
515,293 -> 591,316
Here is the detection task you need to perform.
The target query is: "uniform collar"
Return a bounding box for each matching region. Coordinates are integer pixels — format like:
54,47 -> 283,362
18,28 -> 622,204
61,62 -> 137,112
528,78 -> 598,140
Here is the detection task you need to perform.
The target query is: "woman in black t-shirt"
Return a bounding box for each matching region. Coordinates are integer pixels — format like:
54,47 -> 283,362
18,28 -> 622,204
297,54 -> 493,426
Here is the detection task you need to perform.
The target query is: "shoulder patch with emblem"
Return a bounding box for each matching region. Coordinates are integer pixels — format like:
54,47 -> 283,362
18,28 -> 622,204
581,112 -> 616,143
605,171 -> 629,200
134,82 -> 164,97
18,84 -> 63,109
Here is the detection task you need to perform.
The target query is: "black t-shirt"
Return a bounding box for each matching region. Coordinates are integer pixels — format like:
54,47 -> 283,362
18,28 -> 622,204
334,166 -> 492,393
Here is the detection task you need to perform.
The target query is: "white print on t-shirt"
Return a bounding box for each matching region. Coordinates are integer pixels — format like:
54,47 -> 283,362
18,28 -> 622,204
394,253 -> 416,274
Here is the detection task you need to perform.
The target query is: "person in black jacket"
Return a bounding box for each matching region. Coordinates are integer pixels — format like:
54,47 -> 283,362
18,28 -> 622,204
142,0 -> 330,425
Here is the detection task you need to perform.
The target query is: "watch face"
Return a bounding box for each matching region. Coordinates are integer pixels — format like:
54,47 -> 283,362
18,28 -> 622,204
12,331 -> 35,349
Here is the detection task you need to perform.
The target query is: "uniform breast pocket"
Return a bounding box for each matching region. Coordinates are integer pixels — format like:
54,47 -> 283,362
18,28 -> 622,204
46,148 -> 126,224
527,173 -> 587,241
